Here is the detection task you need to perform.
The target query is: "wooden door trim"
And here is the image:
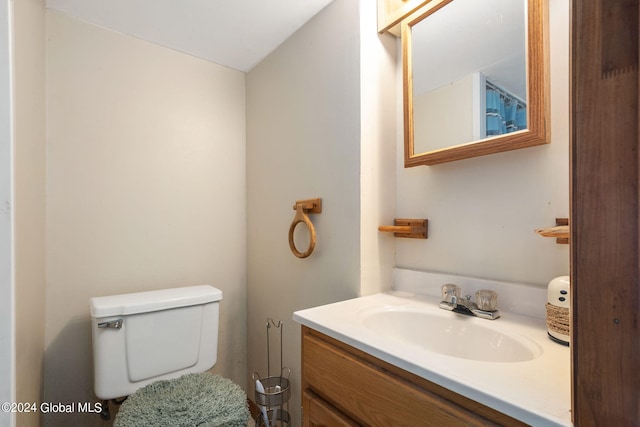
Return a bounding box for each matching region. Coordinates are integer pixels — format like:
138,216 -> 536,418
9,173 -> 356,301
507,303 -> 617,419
571,1 -> 640,425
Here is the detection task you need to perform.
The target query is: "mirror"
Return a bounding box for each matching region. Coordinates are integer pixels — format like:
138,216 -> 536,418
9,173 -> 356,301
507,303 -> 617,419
403,0 -> 549,167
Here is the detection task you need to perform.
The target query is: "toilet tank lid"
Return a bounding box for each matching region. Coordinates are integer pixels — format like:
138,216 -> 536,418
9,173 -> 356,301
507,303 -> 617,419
90,285 -> 222,318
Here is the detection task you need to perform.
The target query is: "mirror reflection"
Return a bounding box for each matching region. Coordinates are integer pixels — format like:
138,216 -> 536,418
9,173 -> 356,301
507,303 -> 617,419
412,0 -> 527,153
403,0 -> 549,167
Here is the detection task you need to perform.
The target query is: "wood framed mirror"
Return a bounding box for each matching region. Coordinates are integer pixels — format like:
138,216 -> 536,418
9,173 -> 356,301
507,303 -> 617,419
403,0 -> 550,167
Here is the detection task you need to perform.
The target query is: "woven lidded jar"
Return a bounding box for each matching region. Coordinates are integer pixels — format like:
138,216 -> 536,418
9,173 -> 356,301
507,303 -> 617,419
545,276 -> 570,345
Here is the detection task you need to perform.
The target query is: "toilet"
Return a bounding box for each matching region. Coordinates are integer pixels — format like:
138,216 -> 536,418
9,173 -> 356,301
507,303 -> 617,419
89,285 -> 249,426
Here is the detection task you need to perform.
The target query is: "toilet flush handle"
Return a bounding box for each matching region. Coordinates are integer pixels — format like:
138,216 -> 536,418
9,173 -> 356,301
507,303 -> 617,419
97,319 -> 123,329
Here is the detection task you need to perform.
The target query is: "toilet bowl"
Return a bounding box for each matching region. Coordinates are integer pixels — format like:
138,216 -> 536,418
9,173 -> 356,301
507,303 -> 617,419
89,285 -> 249,425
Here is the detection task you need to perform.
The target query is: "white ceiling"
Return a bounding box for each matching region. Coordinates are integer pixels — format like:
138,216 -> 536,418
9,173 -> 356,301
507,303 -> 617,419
45,0 -> 335,72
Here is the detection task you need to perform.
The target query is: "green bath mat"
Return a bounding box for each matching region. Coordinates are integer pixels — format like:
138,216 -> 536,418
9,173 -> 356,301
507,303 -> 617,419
114,372 -> 249,427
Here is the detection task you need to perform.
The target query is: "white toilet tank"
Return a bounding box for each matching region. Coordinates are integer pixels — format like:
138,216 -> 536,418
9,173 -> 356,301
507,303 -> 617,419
90,285 -> 222,400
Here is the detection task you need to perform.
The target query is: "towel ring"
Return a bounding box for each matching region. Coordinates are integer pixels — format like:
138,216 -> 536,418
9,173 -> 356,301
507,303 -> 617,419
288,198 -> 321,258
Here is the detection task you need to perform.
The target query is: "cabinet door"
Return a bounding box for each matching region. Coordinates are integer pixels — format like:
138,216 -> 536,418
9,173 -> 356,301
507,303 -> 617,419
302,329 -> 507,426
303,390 -> 359,427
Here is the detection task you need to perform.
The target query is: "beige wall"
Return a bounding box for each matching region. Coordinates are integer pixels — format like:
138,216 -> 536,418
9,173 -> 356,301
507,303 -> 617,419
414,74 -> 475,153
359,0 -> 397,297
246,0 -> 396,424
45,11 -> 246,426
13,1 -> 46,426
395,0 -> 570,287
246,1 -> 359,424
0,0 -> 14,425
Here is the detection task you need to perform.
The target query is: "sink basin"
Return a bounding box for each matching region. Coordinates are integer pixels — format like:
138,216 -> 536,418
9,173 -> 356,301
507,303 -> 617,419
360,307 -> 543,363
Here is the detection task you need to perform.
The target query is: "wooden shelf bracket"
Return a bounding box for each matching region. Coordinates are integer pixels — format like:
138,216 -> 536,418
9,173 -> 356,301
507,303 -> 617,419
379,219 -> 428,239
535,218 -> 569,244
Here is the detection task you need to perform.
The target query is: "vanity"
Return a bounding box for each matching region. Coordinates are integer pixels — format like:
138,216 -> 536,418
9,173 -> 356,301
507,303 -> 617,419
293,269 -> 571,426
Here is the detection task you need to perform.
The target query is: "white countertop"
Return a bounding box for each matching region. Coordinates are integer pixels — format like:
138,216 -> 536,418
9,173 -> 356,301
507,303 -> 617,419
293,290 -> 572,426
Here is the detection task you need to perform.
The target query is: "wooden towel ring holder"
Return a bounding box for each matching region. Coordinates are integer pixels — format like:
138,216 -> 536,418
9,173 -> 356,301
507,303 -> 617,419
288,198 -> 322,258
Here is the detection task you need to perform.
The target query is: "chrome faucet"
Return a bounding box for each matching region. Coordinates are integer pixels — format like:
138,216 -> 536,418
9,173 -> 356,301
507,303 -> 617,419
439,284 -> 500,320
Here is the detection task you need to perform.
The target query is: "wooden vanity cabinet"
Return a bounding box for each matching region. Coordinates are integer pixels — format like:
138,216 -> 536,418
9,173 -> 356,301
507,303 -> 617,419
301,326 -> 528,427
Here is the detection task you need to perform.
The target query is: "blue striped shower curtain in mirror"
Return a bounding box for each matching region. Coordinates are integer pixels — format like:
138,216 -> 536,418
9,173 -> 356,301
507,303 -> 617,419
485,86 -> 526,136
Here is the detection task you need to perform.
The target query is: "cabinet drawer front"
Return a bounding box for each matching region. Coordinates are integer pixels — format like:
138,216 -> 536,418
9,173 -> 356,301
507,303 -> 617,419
303,390 -> 359,427
303,332 -> 499,427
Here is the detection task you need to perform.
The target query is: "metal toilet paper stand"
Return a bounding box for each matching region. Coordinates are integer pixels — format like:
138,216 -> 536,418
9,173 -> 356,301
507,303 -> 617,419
253,319 -> 290,426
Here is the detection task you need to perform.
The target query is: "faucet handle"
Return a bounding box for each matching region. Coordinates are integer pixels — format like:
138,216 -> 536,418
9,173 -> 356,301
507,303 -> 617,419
441,283 -> 460,303
476,289 -> 498,311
